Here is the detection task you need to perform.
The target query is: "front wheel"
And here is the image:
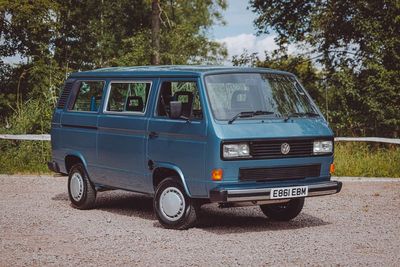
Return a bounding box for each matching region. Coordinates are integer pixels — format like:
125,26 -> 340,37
153,178 -> 198,230
260,198 -> 304,221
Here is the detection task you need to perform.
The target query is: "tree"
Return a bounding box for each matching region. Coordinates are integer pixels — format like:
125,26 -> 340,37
250,0 -> 400,137
0,0 -> 227,128
115,0 -> 228,65
0,0 -> 58,61
151,0 -> 161,65
0,0 -> 63,128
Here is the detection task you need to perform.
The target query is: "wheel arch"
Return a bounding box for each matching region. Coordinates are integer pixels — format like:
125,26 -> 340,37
64,152 -> 88,174
152,163 -> 191,197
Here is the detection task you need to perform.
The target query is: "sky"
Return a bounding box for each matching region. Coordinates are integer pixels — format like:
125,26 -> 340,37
210,0 -> 277,60
210,0 -> 292,62
211,0 -> 257,39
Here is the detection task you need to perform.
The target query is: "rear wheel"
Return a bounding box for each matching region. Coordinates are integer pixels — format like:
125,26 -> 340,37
260,198 -> 304,221
68,163 -> 96,210
153,178 -> 198,230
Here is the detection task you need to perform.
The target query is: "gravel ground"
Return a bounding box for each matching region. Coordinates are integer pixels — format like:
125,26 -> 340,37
1,175 -> 399,266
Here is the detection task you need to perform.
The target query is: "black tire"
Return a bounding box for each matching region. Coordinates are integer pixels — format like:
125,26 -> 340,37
68,163 -> 96,210
260,198 -> 305,221
153,177 -> 198,230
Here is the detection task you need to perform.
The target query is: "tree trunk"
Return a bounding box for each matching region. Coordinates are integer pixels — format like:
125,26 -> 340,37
151,0 -> 160,65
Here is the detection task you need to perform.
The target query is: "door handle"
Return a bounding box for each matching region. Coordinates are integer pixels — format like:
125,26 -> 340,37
149,131 -> 159,138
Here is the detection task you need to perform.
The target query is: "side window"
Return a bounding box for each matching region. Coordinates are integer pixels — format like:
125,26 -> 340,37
106,82 -> 151,113
157,81 -> 203,120
71,81 -> 104,112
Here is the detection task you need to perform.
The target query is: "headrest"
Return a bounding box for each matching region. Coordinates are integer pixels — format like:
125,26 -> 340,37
125,96 -> 144,112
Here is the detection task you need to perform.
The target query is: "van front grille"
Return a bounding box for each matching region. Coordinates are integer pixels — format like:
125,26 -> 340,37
250,139 -> 314,159
239,164 -> 321,182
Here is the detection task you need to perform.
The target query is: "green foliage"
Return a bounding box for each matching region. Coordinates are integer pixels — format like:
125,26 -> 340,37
0,60 -> 61,174
334,142 -> 400,178
112,0 -> 228,65
0,0 -> 227,174
249,0 -> 400,137
0,61 -> 15,121
0,140 -> 50,174
52,0 -> 152,69
0,59 -> 62,132
0,0 -> 59,59
0,0 -> 227,131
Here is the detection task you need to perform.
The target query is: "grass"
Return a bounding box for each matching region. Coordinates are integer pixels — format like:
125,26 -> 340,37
0,140 -> 399,177
334,142 -> 400,177
0,140 -> 51,174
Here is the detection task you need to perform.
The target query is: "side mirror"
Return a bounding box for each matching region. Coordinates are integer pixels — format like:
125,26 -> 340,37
169,101 -> 182,119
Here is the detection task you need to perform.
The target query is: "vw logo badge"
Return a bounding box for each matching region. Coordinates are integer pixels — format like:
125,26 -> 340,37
281,143 -> 290,155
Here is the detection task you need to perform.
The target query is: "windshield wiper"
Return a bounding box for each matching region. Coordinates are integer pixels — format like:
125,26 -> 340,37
228,110 -> 275,124
284,112 -> 320,122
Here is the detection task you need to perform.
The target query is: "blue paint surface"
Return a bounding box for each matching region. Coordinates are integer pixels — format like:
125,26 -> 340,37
51,66 -> 334,198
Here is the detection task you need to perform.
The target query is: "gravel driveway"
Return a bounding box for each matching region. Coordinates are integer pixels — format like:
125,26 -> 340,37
1,175 -> 399,266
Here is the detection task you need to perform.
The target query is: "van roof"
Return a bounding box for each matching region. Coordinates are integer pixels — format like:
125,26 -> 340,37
69,65 -> 294,78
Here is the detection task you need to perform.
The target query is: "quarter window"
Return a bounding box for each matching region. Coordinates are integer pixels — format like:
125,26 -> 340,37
71,81 -> 104,112
106,82 -> 151,113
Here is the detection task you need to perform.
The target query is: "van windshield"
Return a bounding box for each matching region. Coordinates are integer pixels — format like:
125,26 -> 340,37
204,73 -> 317,121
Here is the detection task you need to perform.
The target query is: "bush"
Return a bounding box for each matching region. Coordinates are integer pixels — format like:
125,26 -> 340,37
0,140 -> 51,174
334,142 -> 400,177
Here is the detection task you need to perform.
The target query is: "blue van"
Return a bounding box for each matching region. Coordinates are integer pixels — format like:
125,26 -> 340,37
49,66 -> 342,229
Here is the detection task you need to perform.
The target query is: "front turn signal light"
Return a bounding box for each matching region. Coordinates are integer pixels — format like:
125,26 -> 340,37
330,163 -> 335,174
212,169 -> 223,181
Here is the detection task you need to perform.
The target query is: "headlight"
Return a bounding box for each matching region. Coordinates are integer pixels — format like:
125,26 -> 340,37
313,140 -> 333,154
223,143 -> 250,159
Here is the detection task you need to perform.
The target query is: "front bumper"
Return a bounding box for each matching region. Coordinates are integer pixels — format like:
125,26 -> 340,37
210,180 -> 342,203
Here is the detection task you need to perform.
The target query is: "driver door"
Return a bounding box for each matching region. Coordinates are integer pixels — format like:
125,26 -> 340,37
146,78 -> 207,196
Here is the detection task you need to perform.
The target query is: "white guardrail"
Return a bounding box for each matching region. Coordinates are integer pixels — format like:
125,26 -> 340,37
0,134 -> 51,141
0,134 -> 399,144
334,137 -> 400,144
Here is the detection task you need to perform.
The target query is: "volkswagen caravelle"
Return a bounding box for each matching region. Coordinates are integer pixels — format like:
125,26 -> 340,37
49,66 -> 342,229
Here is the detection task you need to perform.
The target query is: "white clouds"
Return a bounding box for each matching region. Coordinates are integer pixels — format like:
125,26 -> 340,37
216,33 -> 299,61
216,34 -> 274,60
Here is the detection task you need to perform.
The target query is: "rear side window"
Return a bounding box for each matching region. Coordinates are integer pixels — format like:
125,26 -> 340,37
71,81 -> 105,112
106,82 -> 151,113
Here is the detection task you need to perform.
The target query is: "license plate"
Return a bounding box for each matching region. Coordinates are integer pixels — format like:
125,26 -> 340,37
270,186 -> 308,199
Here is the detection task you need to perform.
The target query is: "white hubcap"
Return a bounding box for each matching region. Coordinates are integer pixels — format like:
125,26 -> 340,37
160,187 -> 185,221
70,172 -> 84,202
